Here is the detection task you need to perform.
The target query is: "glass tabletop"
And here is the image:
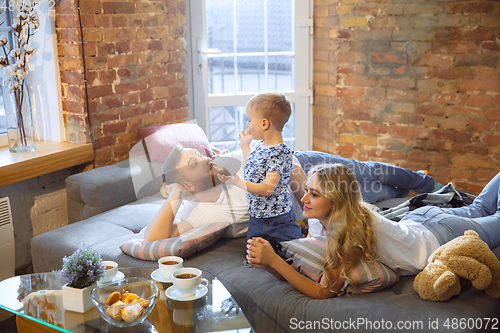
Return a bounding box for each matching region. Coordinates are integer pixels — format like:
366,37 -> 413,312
0,267 -> 253,333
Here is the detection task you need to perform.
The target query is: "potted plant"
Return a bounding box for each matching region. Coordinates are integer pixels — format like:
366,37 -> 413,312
59,245 -> 105,313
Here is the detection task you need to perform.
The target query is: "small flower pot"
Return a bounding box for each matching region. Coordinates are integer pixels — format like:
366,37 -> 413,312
62,284 -> 95,313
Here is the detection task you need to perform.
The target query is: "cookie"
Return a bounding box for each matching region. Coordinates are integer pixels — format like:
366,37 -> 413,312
105,300 -> 125,321
106,291 -> 121,306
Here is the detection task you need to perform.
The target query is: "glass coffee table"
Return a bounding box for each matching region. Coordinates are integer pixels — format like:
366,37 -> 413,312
0,267 -> 253,333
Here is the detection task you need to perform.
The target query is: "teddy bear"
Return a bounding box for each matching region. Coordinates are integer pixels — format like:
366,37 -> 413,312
413,230 -> 500,302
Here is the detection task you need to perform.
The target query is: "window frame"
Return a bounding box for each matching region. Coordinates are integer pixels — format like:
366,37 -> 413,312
0,7 -> 13,147
0,3 -> 63,148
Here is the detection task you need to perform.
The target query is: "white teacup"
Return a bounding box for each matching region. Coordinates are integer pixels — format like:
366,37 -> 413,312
158,256 -> 183,279
100,261 -> 118,283
171,268 -> 209,297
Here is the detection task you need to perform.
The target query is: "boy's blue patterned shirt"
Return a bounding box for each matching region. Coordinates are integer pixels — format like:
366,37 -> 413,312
244,141 -> 293,218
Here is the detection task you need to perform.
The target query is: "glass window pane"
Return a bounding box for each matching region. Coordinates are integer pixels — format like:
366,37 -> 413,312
209,104 -> 295,151
209,106 -> 246,151
237,56 -> 265,94
205,0 -> 234,53
236,0 -> 264,53
268,0 -> 293,52
0,8 -> 12,136
0,84 -> 5,135
283,103 -> 295,150
267,56 -> 293,91
208,57 -> 236,95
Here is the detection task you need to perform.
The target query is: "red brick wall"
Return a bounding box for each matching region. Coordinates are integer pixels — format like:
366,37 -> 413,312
55,0 -> 188,167
313,0 -> 500,194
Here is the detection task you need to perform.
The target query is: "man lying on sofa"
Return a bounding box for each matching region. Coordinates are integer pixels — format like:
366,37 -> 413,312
143,144 -> 440,243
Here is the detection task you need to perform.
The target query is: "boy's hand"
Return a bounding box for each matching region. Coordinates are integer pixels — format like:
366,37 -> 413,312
239,130 -> 253,149
217,172 -> 241,186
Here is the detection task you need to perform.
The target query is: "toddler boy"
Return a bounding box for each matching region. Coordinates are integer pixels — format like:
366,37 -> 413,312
218,92 -> 303,250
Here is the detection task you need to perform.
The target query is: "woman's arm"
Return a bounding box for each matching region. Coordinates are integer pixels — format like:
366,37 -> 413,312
260,265 -> 287,280
247,238 -> 342,299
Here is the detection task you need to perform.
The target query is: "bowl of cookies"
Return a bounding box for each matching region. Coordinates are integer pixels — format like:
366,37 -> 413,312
91,277 -> 158,327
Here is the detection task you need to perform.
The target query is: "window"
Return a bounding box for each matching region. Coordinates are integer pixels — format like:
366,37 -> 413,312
0,8 -> 13,147
208,104 -> 295,151
188,0 -> 312,152
0,4 -> 62,148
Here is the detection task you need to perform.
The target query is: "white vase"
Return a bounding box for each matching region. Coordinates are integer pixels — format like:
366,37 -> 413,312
62,283 -> 95,313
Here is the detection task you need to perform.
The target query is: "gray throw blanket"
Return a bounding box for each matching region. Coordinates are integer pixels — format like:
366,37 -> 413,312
379,183 -> 476,222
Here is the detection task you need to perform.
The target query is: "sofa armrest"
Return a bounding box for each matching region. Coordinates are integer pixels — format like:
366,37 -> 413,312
66,160 -> 137,223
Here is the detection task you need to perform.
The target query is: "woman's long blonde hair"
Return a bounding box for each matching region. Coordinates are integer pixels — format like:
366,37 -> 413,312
309,164 -> 377,294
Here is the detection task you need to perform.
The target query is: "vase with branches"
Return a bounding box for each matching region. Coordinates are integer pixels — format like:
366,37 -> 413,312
0,1 -> 39,153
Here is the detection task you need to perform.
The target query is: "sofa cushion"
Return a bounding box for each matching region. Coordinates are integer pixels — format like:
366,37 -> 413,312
120,222 -> 229,260
281,236 -> 399,294
139,122 -> 214,163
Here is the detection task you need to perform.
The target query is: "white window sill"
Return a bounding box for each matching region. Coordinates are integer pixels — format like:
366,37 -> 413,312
0,141 -> 94,187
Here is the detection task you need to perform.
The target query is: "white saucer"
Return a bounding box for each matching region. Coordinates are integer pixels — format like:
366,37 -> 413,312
165,285 -> 208,301
97,271 -> 125,286
151,269 -> 172,283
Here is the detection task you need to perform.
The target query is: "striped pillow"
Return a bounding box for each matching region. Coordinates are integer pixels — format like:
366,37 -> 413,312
120,222 -> 228,260
281,236 -> 399,294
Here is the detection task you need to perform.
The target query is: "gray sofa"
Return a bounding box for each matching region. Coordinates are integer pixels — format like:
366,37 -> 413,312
31,155 -> 500,332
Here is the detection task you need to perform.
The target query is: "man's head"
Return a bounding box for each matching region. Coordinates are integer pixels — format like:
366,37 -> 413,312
246,92 -> 291,132
163,145 -> 229,194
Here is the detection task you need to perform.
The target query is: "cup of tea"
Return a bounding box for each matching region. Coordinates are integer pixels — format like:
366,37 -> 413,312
171,268 -> 209,297
100,261 -> 118,283
158,256 -> 183,279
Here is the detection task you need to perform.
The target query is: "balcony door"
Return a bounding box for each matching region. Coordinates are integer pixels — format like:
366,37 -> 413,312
188,0 -> 312,151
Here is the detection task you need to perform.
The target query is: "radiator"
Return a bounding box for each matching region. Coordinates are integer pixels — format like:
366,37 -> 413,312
0,197 -> 15,281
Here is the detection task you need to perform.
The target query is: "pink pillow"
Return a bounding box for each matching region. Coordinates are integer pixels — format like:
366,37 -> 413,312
138,123 -> 214,162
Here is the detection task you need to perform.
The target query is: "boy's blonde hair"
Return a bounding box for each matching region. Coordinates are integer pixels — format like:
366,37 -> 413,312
247,92 -> 291,131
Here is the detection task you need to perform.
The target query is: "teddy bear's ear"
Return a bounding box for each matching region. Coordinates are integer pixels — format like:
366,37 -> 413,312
464,230 -> 478,237
434,271 -> 460,298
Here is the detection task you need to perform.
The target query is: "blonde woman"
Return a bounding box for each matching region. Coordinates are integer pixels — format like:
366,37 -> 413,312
247,164 -> 376,299
247,164 -> 500,299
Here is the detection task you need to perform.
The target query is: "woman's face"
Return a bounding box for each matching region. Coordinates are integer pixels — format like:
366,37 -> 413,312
301,173 -> 334,225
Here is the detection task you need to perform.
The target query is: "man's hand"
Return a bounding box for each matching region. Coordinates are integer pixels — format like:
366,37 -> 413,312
167,183 -> 191,201
143,182 -> 191,242
239,130 -> 253,149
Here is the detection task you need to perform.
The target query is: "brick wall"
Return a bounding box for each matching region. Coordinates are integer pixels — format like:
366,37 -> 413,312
313,0 -> 500,194
55,0 -> 188,167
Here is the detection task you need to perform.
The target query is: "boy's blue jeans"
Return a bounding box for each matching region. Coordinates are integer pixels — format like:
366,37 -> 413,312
247,210 -> 304,244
